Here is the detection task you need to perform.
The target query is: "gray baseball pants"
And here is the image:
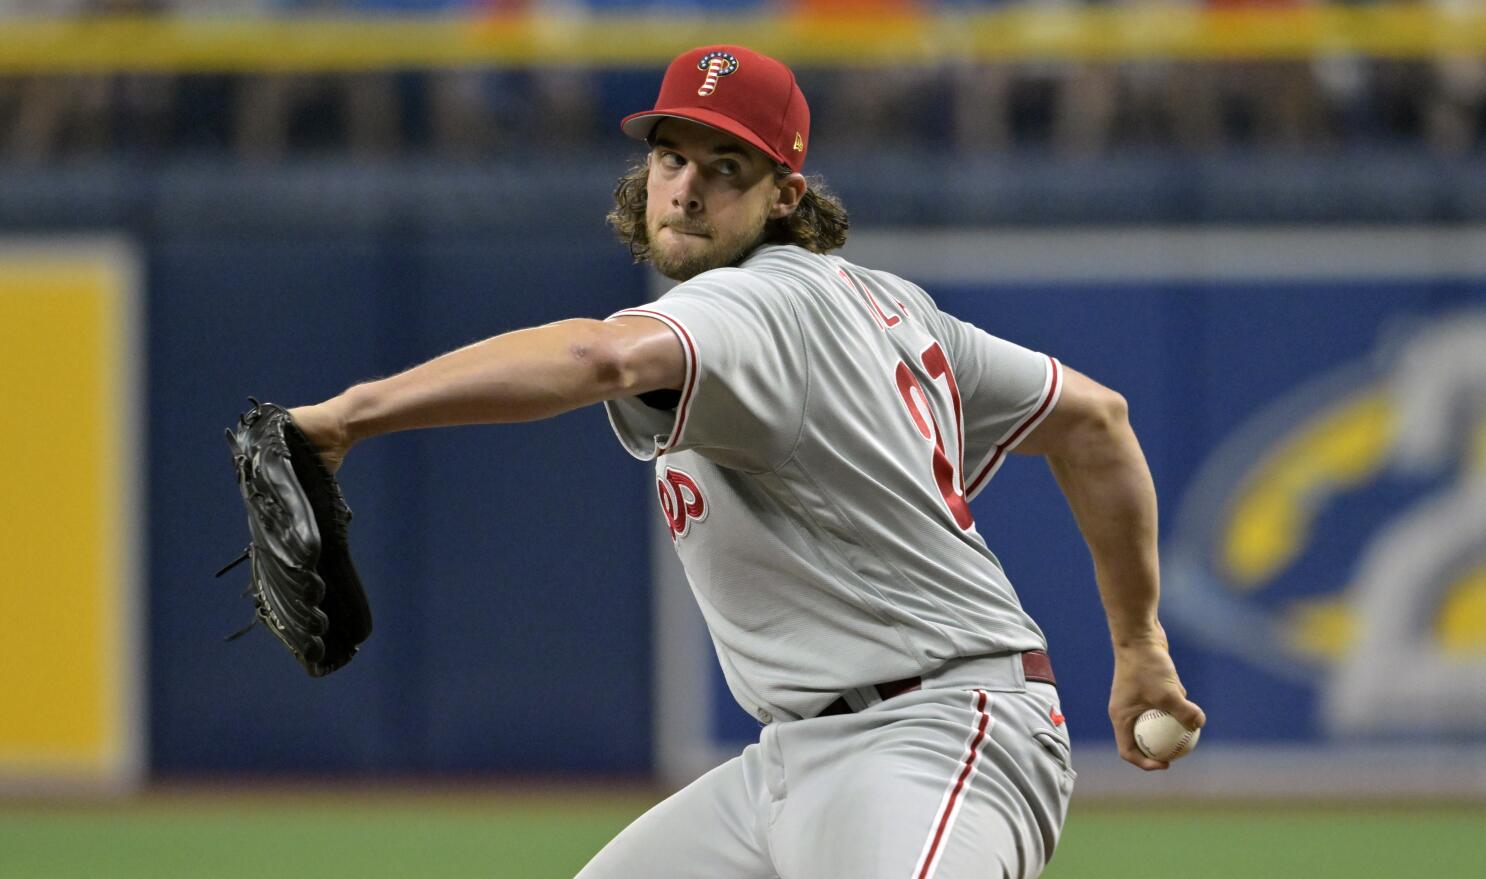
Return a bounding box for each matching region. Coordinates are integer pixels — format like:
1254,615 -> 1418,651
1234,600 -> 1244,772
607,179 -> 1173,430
576,653 -> 1076,879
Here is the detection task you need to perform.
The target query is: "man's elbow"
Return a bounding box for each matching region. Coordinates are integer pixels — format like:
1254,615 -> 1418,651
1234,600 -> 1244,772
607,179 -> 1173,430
1019,370 -> 1135,461
1058,386 -> 1136,466
1047,387 -> 1122,453
1090,386 -> 1130,433
554,319 -> 628,392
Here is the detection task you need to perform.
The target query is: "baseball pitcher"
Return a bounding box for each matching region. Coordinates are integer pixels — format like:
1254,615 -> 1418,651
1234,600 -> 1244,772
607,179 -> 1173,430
284,45 -> 1206,879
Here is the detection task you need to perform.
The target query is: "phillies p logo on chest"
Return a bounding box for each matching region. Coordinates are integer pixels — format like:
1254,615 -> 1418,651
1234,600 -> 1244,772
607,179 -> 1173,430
657,467 -> 707,539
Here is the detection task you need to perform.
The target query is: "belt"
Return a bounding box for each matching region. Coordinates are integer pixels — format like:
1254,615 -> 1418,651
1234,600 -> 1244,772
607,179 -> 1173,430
817,651 -> 1056,718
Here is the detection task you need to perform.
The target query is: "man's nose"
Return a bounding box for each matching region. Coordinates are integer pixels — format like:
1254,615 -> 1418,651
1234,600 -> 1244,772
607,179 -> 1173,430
671,165 -> 703,213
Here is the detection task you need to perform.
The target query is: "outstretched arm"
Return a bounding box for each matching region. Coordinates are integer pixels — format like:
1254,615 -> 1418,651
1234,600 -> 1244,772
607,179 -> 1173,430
1013,366 -> 1206,770
288,315 -> 684,472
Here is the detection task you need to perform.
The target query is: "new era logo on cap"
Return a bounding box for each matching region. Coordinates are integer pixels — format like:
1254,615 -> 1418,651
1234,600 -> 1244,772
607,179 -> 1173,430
620,45 -> 811,173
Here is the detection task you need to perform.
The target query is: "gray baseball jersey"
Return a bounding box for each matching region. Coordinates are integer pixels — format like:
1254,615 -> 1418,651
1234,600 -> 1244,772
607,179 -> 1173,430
604,243 -> 1063,724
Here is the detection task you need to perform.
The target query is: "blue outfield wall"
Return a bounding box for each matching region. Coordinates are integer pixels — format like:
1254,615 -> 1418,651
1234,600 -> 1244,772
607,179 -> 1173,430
150,226 -> 658,775
938,278 -> 1486,748
5,161 -> 1486,778
127,232 -> 1486,773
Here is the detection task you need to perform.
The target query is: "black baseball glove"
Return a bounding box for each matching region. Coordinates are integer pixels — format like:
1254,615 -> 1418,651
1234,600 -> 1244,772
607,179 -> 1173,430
217,398 -> 372,676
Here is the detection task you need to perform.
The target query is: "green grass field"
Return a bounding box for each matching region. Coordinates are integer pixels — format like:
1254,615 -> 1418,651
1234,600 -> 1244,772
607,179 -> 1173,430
2,790 -> 1481,878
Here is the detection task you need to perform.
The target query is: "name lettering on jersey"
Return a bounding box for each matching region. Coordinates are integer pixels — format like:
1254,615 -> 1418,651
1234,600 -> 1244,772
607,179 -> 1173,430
657,467 -> 707,540
838,268 -> 903,331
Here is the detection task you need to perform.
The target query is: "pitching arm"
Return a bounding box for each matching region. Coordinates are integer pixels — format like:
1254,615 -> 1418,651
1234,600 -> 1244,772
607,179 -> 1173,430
1012,366 -> 1206,771
287,316 -> 684,472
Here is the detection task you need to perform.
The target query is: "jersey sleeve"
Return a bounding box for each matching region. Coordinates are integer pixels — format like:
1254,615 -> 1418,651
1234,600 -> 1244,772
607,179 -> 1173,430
602,269 -> 808,471
935,312 -> 1063,500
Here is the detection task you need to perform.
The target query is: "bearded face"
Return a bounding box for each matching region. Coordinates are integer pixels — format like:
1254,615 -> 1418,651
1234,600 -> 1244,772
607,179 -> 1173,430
641,119 -> 786,282
645,195 -> 773,282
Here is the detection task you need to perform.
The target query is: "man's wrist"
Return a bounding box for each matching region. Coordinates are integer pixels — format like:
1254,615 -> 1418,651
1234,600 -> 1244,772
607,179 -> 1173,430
332,383 -> 377,446
1109,619 -> 1165,652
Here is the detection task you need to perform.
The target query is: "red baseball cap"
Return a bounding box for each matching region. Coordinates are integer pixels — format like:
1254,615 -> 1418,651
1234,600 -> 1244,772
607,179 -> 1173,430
621,45 -> 810,173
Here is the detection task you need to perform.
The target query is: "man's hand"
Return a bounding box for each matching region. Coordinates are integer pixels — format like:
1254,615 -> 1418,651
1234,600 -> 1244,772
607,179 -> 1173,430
1109,625 -> 1206,770
288,399 -> 353,475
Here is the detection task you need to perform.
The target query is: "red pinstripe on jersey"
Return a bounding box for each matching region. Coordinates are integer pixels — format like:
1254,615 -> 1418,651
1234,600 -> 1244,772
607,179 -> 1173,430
910,688 -> 994,879
614,308 -> 699,454
965,356 -> 1062,498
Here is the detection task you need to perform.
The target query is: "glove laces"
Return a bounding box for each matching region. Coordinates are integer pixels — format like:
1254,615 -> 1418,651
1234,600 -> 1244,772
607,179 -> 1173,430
214,545 -> 264,641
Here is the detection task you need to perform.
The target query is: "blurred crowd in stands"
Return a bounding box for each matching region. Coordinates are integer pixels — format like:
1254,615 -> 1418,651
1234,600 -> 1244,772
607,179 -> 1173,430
1,0 -> 1483,163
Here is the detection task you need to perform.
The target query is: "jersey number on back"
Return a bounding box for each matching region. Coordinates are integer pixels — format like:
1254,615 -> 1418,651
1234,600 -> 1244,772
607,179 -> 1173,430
895,342 -> 974,530
838,267 -> 971,529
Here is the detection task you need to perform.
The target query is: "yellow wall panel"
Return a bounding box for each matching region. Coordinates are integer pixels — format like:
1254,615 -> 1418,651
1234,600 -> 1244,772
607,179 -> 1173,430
2,7 -> 1486,74
0,242 -> 140,790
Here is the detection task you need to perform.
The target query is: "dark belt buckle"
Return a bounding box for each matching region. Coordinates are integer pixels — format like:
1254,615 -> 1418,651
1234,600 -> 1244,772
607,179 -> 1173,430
819,652 -> 1056,719
818,675 -> 921,718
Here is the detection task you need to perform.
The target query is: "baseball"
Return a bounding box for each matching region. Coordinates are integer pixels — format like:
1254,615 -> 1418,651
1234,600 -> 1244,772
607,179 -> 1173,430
1134,709 -> 1201,761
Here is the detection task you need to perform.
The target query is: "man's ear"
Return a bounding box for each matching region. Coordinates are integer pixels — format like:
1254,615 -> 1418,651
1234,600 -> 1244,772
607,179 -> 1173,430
770,173 -> 808,220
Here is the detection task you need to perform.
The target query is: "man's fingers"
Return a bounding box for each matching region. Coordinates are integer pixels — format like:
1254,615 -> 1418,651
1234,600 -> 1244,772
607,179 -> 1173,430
1117,742 -> 1169,771
1113,721 -> 1169,771
1157,694 -> 1206,730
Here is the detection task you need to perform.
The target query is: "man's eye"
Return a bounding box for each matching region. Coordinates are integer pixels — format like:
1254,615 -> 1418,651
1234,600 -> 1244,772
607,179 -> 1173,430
717,161 -> 739,176
660,152 -> 684,168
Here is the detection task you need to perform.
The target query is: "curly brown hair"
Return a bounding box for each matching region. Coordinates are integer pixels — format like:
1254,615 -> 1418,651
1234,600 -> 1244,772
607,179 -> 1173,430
607,158 -> 850,264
